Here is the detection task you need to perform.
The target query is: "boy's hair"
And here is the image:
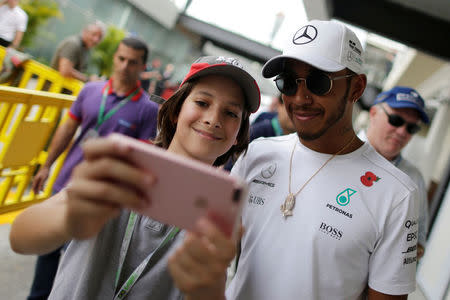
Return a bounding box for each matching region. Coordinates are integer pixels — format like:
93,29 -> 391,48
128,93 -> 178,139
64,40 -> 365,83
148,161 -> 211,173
118,36 -> 149,64
153,79 -> 250,167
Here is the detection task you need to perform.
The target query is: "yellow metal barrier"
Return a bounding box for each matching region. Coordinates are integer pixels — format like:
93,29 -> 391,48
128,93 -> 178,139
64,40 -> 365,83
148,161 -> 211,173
0,45 -> 84,95
0,46 -> 84,219
0,86 -> 75,215
0,46 -> 5,69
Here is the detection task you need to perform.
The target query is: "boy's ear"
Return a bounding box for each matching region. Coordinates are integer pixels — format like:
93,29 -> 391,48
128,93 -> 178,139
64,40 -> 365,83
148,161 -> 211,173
233,138 -> 238,146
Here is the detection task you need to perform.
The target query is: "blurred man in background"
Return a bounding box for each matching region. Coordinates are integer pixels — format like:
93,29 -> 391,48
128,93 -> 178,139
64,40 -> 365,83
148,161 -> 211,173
250,94 -> 296,140
362,86 -> 430,259
51,21 -> 105,82
0,0 -> 28,49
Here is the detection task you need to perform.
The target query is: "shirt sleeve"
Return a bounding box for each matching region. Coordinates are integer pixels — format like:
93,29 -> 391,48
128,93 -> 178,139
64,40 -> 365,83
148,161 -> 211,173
17,10 -> 28,32
58,39 -> 81,66
136,101 -> 159,140
368,189 -> 419,295
69,84 -> 88,121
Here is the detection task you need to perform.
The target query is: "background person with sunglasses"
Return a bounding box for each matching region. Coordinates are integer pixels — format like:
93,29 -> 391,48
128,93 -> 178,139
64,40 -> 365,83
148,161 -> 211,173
168,20 -> 419,300
361,86 -> 430,260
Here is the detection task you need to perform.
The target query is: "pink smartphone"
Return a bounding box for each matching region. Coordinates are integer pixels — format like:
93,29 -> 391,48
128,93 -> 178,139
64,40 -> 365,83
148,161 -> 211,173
107,133 -> 248,238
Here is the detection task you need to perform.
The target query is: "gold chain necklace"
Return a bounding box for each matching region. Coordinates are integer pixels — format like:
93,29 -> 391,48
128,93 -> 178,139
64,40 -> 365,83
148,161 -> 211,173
281,135 -> 356,218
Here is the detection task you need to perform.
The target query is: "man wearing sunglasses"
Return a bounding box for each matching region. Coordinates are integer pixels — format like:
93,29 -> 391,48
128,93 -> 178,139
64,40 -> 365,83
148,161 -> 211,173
168,20 -> 419,300
363,86 -> 430,260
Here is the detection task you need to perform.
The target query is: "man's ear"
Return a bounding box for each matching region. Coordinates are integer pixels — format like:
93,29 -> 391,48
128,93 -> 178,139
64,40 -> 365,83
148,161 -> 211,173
350,74 -> 367,103
368,105 -> 378,120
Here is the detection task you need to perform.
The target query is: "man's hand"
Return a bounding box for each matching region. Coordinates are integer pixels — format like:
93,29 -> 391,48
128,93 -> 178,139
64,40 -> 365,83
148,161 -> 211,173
88,74 -> 102,82
9,31 -> 24,49
31,166 -> 51,194
417,243 -> 425,260
368,287 -> 407,299
58,57 -> 88,82
140,70 -> 162,81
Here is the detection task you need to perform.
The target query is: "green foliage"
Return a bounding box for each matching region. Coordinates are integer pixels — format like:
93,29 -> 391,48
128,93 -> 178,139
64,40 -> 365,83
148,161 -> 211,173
20,0 -> 62,48
91,26 -> 126,77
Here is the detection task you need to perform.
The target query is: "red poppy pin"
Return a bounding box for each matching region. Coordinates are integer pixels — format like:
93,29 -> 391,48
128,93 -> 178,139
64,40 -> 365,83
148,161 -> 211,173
360,171 -> 381,187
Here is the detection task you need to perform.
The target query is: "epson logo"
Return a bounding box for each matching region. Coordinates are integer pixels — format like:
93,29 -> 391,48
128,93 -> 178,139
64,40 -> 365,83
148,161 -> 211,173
319,222 -> 343,240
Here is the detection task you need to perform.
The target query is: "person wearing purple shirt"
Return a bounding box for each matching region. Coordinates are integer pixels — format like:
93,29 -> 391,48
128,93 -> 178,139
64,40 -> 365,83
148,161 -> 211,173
28,36 -> 158,300
50,78 -> 157,193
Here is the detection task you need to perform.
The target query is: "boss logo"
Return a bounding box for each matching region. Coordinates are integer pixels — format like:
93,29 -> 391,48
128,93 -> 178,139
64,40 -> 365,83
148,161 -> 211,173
319,222 -> 343,240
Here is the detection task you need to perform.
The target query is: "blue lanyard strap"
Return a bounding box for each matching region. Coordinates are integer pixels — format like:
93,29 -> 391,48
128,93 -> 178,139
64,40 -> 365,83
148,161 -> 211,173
114,212 -> 180,300
271,117 -> 283,136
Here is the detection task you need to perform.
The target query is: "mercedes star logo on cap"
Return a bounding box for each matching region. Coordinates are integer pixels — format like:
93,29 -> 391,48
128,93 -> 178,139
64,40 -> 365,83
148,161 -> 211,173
293,25 -> 318,45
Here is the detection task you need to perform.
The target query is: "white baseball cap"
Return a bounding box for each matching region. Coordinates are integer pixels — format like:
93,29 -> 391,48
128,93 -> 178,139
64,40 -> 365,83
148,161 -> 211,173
262,20 -> 364,78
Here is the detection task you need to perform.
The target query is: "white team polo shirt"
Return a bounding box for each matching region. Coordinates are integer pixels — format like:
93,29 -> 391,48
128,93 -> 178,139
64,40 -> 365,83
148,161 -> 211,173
227,133 -> 418,300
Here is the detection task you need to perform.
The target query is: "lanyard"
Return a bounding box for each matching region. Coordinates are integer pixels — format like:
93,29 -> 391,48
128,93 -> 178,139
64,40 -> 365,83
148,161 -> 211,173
114,212 -> 180,300
96,84 -> 140,130
271,117 -> 283,136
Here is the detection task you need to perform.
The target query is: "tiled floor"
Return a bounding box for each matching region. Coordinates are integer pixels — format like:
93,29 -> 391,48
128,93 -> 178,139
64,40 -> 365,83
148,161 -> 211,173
0,224 -> 36,300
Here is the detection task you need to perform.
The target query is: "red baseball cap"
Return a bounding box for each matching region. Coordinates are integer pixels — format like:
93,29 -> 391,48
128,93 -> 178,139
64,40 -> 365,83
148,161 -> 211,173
181,56 -> 260,113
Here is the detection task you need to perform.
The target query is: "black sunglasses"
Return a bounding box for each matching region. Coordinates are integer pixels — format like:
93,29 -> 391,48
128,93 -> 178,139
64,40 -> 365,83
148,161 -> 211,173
274,71 -> 355,96
379,105 -> 421,134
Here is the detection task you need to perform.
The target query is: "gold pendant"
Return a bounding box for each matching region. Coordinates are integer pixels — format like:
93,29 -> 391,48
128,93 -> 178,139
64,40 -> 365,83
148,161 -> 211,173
281,193 -> 296,217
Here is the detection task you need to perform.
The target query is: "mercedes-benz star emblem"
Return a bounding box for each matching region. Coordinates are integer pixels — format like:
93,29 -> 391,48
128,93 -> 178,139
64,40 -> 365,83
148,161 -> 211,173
293,25 -> 318,45
261,163 -> 277,179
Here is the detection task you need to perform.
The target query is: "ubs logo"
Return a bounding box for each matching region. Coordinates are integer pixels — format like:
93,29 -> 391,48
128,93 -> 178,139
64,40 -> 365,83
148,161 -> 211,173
261,163 -> 277,179
293,25 -> 318,45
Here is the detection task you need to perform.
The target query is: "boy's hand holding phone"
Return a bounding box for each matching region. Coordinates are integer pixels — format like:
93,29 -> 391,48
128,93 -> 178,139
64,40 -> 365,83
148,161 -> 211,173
64,137 -> 154,239
106,133 -> 248,238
